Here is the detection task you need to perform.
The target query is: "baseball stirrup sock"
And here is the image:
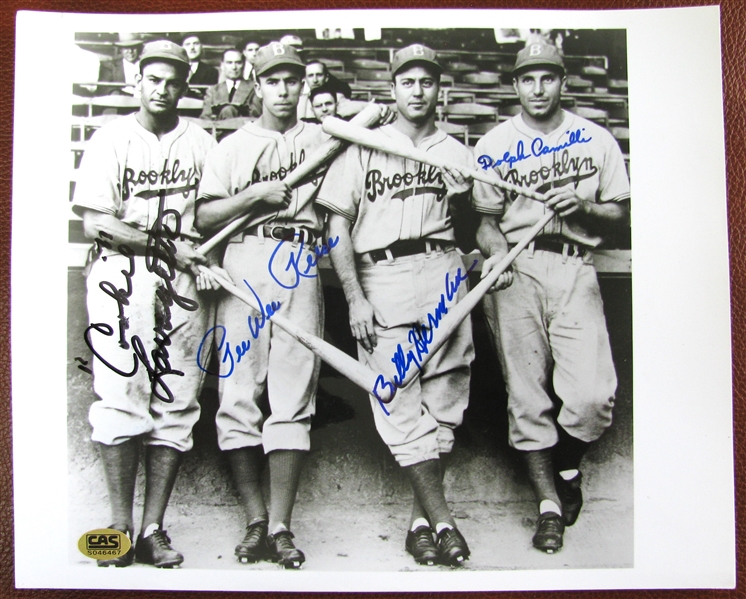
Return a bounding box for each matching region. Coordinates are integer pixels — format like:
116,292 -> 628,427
227,446 -> 268,523
554,427 -> 591,472
402,459 -> 454,529
268,449 -> 306,532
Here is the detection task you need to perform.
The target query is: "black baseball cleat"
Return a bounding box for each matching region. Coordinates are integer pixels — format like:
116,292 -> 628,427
235,521 -> 268,564
405,526 -> 438,566
555,471 -> 583,526
532,512 -> 565,554
135,529 -> 184,568
266,530 -> 305,569
97,526 -> 134,568
436,527 -> 470,567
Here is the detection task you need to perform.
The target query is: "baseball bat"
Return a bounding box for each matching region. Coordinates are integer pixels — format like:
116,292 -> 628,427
397,210 -> 556,390
321,117 -> 547,203
197,264 -> 391,401
198,104 -> 384,256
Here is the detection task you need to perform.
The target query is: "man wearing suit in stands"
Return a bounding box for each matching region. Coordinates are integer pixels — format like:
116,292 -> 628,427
182,33 -> 219,99
97,33 -> 143,96
201,48 -> 262,121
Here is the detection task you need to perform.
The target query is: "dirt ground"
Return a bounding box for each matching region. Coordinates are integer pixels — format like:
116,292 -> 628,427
67,270 -> 633,572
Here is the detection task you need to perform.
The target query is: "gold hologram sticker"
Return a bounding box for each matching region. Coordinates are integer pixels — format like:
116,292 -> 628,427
78,528 -> 132,560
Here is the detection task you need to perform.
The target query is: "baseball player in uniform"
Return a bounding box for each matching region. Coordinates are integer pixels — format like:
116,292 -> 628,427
195,42 -> 325,569
73,40 -> 219,568
473,42 -> 630,553
318,45 -> 506,567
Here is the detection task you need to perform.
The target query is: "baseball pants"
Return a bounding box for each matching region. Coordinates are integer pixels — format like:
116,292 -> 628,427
357,249 -> 474,467
483,247 -> 616,451
215,233 -> 323,453
87,254 -> 210,452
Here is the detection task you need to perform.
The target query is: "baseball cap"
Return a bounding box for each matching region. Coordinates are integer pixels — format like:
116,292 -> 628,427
253,42 -> 305,78
139,40 -> 190,70
391,44 -> 442,77
512,42 -> 565,76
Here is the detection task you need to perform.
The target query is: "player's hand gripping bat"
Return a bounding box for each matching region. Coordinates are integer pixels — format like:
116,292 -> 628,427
198,104 -> 384,255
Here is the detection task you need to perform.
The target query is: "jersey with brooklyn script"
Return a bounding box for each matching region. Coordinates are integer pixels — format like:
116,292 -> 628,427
472,110 -> 630,247
73,114 -> 216,245
197,120 -> 326,233
316,124 -> 473,255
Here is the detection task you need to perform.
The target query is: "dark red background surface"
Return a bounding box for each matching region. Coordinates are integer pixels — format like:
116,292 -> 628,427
0,0 -> 741,597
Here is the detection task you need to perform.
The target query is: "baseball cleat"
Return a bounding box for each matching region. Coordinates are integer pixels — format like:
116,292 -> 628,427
266,530 -> 305,569
235,521 -> 268,564
532,512 -> 564,553
405,526 -> 438,566
555,471 -> 583,526
135,529 -> 184,568
436,527 -> 470,567
97,526 -> 134,568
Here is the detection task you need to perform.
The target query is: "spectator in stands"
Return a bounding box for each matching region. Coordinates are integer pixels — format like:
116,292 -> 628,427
97,33 -> 144,96
182,33 -> 219,98
242,40 -> 260,81
298,60 -> 352,120
201,48 -> 261,121
308,82 -> 339,123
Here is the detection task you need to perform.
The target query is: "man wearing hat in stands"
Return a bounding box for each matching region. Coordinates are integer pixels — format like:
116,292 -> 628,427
74,39 -> 218,568
196,41 -> 337,569
97,32 -> 144,96
298,59 -> 354,121
181,33 -> 219,98
473,42 -> 629,553
318,44 -> 496,567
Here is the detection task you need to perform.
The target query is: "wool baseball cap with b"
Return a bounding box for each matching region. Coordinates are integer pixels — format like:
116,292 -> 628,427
391,44 -> 442,77
139,40 -> 190,71
253,42 -> 305,78
512,42 -> 565,77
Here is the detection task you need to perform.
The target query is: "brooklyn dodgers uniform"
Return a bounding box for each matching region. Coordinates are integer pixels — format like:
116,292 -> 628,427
317,124 -> 475,466
473,110 -> 630,450
197,120 -> 326,454
73,113 -> 216,451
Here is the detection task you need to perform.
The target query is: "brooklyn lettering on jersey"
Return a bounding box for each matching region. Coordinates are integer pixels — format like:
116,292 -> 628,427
365,163 -> 445,203
249,149 -> 307,186
121,159 -> 197,201
503,149 -> 599,192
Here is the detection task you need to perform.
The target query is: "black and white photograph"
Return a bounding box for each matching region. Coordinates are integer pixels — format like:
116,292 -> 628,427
11,6 -> 733,592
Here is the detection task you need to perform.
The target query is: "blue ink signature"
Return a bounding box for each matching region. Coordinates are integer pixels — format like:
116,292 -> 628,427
372,259 -> 478,415
478,128 -> 592,171
196,280 -> 282,377
268,235 -> 340,290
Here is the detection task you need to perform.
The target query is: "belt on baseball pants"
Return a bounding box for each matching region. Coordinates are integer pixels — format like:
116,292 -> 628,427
510,238 -> 591,259
366,239 -> 455,264
245,224 -> 320,246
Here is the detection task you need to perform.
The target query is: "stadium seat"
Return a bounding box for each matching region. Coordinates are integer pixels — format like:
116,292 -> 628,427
498,104 -> 522,121
593,97 -> 628,125
581,65 -> 608,87
570,106 -> 609,128
467,120 -> 499,144
331,71 -> 355,83
608,79 -> 629,95
566,76 -> 594,93
443,102 -> 498,124
444,61 -> 478,73
463,71 -> 502,86
611,127 -> 630,154
352,58 -> 389,70
356,70 -> 391,82
318,58 -> 345,70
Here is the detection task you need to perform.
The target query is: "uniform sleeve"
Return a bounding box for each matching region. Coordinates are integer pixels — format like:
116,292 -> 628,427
598,131 -> 631,203
197,142 -> 234,202
471,134 -> 506,216
315,144 -> 364,220
71,127 -> 122,218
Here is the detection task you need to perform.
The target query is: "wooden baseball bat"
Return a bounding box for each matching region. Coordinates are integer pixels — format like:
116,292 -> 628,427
198,104 -> 384,256
197,264 -> 391,401
397,210 -> 556,390
321,117 -> 547,203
